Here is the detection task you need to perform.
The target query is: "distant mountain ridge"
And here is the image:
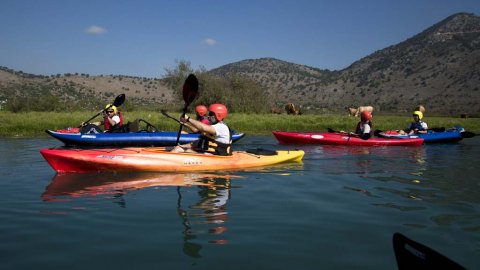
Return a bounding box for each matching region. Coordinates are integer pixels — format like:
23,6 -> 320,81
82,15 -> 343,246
1,12 -> 479,115
210,12 -> 480,115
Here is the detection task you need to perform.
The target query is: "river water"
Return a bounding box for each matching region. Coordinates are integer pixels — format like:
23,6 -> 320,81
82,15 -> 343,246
0,136 -> 479,269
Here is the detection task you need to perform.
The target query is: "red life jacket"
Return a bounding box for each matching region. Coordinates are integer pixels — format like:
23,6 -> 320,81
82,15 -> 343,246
104,112 -> 123,131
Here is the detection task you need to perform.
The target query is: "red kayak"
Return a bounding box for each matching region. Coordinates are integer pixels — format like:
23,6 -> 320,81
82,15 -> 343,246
273,131 -> 424,146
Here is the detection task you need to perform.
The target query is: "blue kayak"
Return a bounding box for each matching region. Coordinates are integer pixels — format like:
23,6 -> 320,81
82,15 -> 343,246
377,126 -> 464,143
46,129 -> 246,147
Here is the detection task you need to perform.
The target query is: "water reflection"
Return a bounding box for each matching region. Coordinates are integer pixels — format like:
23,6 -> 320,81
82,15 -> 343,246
177,176 -> 233,258
302,145 -> 427,177
42,172 -> 239,258
42,172 -> 220,201
303,144 -> 480,232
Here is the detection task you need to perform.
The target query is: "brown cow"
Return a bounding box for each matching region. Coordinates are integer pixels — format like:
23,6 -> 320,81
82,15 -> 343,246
348,106 -> 373,117
271,107 -> 283,114
348,107 -> 358,117
285,103 -> 302,115
415,105 -> 425,113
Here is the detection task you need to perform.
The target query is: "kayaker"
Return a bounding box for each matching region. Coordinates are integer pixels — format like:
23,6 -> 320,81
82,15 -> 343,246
195,105 -> 210,125
171,103 -> 232,156
353,111 -> 373,140
401,111 -> 428,135
183,105 -> 211,134
94,104 -> 123,133
82,104 -> 123,133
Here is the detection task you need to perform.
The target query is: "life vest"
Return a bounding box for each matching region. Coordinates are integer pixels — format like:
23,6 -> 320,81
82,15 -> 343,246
408,121 -> 426,131
355,121 -> 373,135
194,129 -> 232,156
104,112 -> 123,132
197,116 -> 210,125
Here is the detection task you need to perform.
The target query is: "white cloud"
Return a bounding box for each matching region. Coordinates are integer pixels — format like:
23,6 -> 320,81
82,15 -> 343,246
85,25 -> 107,35
202,38 -> 217,46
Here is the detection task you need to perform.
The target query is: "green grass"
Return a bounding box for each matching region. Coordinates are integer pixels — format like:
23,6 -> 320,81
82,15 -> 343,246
0,111 -> 479,137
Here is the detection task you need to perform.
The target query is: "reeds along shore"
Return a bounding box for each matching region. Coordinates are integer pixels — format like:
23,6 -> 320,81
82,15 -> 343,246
0,111 -> 478,137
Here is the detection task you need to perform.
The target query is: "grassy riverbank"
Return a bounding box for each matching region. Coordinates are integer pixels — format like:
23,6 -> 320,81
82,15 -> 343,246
0,111 -> 479,137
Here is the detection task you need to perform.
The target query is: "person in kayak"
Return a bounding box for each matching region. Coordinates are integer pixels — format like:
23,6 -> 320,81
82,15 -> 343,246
353,111 -> 373,140
183,105 -> 211,134
171,103 -> 232,156
401,111 -> 428,135
195,105 -> 210,125
81,104 -> 123,133
338,111 -> 372,140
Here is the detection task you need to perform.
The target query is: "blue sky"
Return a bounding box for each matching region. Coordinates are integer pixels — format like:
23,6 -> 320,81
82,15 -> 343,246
1,0 -> 479,78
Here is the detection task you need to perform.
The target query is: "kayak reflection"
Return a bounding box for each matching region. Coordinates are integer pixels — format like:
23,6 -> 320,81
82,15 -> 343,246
41,172 -> 236,201
305,145 -> 427,175
42,172 -> 238,258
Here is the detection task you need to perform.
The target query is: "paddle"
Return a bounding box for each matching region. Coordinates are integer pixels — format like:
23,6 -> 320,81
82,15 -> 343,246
160,110 -> 181,124
430,127 -> 445,132
460,131 -> 477,138
327,128 -> 346,134
78,94 -> 126,128
393,232 -> 465,270
327,128 -> 358,137
373,129 -> 384,137
175,74 -> 199,145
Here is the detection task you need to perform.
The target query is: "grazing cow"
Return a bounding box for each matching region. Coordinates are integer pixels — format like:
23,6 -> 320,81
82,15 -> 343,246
416,105 -> 425,113
270,107 -> 283,114
348,107 -> 358,117
460,113 -> 468,119
285,103 -> 302,115
348,106 -> 374,117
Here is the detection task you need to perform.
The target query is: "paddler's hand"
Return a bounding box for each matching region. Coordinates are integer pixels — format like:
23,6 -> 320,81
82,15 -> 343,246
179,115 -> 190,124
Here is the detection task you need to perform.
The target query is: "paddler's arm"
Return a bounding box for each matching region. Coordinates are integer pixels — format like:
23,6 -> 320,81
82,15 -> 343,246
181,115 -> 216,136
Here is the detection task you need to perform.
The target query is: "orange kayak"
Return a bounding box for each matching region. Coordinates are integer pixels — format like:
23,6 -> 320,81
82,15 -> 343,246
40,147 -> 305,173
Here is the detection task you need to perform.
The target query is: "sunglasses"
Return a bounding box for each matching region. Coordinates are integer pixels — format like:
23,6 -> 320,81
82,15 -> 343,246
106,111 -> 114,113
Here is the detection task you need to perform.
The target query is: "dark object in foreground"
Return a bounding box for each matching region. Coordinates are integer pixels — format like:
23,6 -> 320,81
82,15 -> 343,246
393,233 -> 465,270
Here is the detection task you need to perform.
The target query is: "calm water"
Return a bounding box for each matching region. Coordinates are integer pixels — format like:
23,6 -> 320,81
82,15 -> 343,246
1,136 -> 479,270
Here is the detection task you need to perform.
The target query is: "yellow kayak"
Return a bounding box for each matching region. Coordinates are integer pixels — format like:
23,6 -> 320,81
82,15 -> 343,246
40,147 -> 305,173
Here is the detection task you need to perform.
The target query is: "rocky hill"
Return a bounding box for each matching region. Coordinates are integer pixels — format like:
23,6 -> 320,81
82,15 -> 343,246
1,12 -> 479,116
210,12 -> 480,116
0,68 -> 173,110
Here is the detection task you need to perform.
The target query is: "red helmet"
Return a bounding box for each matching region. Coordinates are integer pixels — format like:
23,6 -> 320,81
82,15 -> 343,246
195,105 -> 208,117
361,111 -> 372,122
208,104 -> 228,121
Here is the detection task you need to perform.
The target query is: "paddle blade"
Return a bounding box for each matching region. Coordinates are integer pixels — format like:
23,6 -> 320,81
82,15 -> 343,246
182,74 -> 198,106
373,129 -> 383,137
430,127 -> 445,132
460,131 -> 476,138
393,233 -> 465,270
112,94 -> 126,107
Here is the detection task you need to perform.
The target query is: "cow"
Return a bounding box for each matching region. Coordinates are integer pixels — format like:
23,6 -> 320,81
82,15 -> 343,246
285,103 -> 302,115
415,105 -> 425,113
348,106 -> 374,117
348,107 -> 358,117
270,107 -> 283,114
